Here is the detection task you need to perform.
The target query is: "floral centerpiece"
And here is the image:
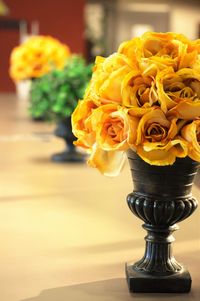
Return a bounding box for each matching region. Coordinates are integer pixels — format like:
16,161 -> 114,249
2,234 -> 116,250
72,32 -> 200,293
72,31 -> 200,176
10,35 -> 70,81
29,55 -> 92,121
30,55 -> 93,162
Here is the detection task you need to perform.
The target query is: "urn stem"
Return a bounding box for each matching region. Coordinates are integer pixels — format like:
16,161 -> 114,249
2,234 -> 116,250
133,224 -> 182,275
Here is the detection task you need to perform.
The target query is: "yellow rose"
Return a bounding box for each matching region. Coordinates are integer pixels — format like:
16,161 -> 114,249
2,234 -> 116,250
157,67 -> 200,116
122,70 -> 158,115
91,104 -> 139,151
87,53 -> 134,105
71,31 -> 200,173
118,32 -> 196,75
181,120 -> 200,162
72,98 -> 97,149
135,108 -> 187,165
86,104 -> 139,176
118,37 -> 140,67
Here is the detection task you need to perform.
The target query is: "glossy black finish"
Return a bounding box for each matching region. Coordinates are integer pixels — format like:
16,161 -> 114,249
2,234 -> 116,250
52,117 -> 85,163
126,264 -> 191,293
126,150 -> 199,293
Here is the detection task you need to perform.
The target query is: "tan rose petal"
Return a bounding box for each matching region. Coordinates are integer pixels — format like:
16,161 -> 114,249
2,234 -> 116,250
181,121 -> 200,161
88,145 -> 126,176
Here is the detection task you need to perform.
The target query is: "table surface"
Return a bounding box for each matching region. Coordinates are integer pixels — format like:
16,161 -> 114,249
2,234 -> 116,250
0,94 -> 200,301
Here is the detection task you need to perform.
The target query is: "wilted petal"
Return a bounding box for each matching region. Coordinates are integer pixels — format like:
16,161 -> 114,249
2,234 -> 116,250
72,98 -> 97,149
156,68 -> 178,112
181,120 -> 200,162
88,145 -> 126,176
137,146 -> 177,165
137,138 -> 187,166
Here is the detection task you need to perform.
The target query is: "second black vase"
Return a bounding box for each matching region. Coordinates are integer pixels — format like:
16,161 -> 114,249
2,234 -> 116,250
51,116 -> 85,163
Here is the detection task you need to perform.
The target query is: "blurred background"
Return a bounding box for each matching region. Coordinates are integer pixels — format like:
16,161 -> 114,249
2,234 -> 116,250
1,1 -> 200,301
1,0 -> 200,92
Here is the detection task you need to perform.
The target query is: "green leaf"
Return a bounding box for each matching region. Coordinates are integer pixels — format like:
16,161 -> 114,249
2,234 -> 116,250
29,55 -> 93,121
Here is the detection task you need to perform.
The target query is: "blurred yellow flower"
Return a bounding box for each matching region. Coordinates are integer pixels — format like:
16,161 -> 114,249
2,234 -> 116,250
10,35 -> 70,81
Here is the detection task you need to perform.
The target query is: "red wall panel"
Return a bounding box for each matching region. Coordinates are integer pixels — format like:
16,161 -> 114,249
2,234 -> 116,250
0,0 -> 85,91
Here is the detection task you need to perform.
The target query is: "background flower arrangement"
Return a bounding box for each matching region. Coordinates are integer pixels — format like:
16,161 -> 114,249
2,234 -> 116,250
10,35 -> 70,81
29,55 -> 93,121
72,31 -> 200,176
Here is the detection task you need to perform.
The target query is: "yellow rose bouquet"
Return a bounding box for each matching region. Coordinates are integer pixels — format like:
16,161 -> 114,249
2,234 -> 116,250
72,32 -> 200,176
10,35 -> 70,81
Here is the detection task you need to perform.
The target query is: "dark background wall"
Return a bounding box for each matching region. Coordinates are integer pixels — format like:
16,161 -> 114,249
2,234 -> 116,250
0,0 -> 85,92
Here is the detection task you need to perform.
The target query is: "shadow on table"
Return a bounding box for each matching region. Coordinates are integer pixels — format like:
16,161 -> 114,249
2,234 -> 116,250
21,277 -> 200,301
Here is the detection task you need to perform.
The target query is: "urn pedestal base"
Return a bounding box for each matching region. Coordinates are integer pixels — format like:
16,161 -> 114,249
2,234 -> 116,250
126,150 -> 199,294
126,264 -> 191,293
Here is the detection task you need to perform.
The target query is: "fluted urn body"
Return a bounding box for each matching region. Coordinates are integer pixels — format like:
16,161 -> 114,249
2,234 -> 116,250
126,150 -> 199,293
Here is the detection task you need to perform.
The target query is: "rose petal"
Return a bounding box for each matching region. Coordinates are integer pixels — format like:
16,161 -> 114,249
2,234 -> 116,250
181,120 -> 200,161
136,108 -> 171,145
88,145 -> 126,176
72,98 -> 97,148
167,99 -> 200,120
136,146 -> 177,165
137,138 -> 187,165
156,68 -> 178,112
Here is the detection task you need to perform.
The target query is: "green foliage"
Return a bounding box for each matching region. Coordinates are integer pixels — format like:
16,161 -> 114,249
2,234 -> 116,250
29,55 -> 93,121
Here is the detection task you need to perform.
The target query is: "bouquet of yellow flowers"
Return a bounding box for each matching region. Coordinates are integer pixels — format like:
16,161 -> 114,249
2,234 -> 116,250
72,32 -> 200,176
10,35 -> 70,81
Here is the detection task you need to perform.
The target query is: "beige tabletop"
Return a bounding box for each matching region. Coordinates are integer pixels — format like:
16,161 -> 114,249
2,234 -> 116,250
0,94 -> 200,301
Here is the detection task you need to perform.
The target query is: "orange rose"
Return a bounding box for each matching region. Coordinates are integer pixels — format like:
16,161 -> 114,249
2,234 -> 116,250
91,104 -> 138,151
87,104 -> 139,176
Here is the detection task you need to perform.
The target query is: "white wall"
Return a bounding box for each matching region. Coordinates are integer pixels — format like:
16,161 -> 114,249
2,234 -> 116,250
170,3 -> 200,40
115,0 -> 200,41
